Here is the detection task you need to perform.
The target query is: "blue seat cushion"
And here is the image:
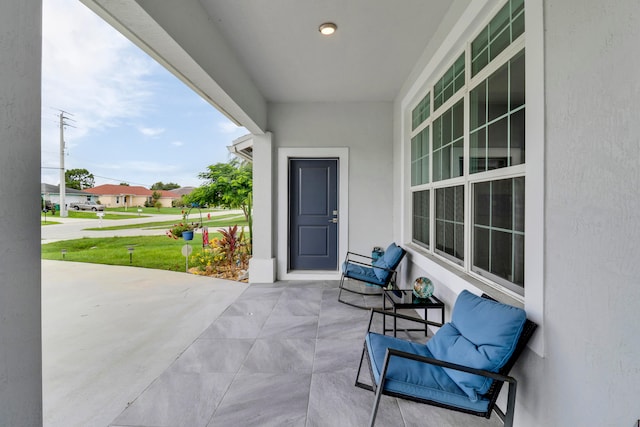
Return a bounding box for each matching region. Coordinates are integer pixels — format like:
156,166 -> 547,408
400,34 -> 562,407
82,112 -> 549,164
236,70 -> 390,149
373,243 -> 404,282
365,332 -> 490,413
426,290 -> 527,401
342,262 -> 386,286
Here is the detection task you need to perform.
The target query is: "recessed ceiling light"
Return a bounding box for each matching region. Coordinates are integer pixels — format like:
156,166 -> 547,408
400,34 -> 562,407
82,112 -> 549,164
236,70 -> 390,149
319,22 -> 337,36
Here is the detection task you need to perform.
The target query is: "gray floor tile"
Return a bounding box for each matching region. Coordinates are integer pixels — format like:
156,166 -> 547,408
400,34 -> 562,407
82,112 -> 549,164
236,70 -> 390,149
270,287 -> 324,317
306,370 -> 402,427
112,281 -> 461,427
258,314 -> 319,338
200,313 -> 268,339
313,338 -> 364,374
113,371 -> 235,427
171,338 -> 254,374
208,373 -> 310,427
397,398 -> 501,426
240,338 -> 315,374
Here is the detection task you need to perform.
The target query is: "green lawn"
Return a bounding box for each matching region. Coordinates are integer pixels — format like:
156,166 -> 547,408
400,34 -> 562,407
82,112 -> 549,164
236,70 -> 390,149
41,210 -> 142,220
41,235 -> 222,272
83,213 -> 247,231
106,206 -> 224,215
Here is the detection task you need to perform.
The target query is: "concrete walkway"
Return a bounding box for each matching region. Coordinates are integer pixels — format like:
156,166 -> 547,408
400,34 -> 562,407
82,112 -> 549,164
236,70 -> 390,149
41,209 -> 244,243
42,260 -> 248,427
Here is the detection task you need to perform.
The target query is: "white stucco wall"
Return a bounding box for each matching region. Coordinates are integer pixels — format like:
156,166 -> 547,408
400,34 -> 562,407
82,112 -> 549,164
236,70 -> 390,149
393,0 -> 640,425
538,0 -> 640,425
268,102 -> 395,259
0,1 -> 43,425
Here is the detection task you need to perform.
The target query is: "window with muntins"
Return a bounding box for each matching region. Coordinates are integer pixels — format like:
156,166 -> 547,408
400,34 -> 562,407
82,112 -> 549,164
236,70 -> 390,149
435,185 -> 464,263
411,126 -> 430,186
433,99 -> 464,182
434,53 -> 465,111
412,190 -> 430,248
412,93 -> 431,131
471,0 -> 524,77
408,0 -> 526,295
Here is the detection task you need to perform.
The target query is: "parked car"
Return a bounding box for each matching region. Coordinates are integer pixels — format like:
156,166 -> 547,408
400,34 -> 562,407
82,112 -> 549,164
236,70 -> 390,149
69,201 -> 105,211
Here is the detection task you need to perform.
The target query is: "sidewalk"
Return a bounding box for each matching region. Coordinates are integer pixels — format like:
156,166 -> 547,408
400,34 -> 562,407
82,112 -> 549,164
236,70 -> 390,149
42,260 -> 248,427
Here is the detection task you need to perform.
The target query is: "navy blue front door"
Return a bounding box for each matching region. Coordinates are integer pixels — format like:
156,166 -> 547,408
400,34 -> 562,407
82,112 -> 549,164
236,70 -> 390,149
289,158 -> 338,270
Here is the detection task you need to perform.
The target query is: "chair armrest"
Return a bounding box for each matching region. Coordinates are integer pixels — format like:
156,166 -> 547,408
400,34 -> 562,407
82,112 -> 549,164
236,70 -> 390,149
385,348 -> 515,384
345,258 -> 397,273
345,251 -> 374,262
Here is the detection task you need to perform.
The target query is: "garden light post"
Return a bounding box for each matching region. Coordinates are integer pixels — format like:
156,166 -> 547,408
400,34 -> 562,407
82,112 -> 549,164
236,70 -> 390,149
61,248 -> 67,260
128,246 -> 134,264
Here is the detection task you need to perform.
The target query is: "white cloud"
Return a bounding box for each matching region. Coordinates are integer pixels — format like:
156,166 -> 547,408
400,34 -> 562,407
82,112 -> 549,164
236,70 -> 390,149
139,127 -> 165,137
41,0 -> 158,176
171,141 -> 185,147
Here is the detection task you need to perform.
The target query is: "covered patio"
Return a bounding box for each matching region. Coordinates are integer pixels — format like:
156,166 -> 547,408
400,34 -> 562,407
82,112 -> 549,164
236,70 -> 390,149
1,0 -> 639,426
109,280 -> 501,427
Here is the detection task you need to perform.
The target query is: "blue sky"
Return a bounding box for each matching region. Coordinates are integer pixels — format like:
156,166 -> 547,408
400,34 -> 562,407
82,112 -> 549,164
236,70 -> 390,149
41,0 -> 247,188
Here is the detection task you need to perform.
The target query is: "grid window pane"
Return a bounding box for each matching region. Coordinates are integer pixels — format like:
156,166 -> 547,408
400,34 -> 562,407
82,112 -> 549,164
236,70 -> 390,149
433,99 -> 464,182
472,177 -> 524,289
412,190 -> 430,248
435,185 -> 464,263
471,0 -> 525,76
434,53 -> 465,111
412,93 -> 431,130
470,49 -> 525,174
411,127 -> 430,186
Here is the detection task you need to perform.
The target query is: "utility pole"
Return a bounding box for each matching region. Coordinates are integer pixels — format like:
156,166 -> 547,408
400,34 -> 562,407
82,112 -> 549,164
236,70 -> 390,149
58,111 -> 74,217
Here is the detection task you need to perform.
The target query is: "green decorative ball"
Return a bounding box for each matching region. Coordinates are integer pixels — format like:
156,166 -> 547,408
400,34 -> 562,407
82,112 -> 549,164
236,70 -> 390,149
413,277 -> 434,299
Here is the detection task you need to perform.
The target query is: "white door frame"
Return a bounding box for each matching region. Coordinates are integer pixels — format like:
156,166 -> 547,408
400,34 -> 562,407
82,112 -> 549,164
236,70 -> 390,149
277,147 -> 349,280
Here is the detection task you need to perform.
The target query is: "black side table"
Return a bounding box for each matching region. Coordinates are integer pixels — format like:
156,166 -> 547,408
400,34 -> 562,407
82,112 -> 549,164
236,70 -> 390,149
382,289 -> 445,337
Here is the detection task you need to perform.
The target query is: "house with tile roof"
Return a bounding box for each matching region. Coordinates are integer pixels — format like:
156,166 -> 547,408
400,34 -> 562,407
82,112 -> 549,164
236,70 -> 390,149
40,183 -> 99,208
83,184 -> 180,208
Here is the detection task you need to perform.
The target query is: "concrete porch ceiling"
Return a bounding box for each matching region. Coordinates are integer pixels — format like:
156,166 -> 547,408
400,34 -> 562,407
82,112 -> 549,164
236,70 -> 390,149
80,0 -> 456,131
198,0 -> 454,103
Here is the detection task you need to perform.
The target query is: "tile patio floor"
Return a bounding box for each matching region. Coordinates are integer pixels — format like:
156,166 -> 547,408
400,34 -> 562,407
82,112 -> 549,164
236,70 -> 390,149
110,280 -> 500,427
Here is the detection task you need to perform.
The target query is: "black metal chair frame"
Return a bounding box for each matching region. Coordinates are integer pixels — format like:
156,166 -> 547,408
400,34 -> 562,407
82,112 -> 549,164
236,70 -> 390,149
356,300 -> 537,427
337,249 -> 406,309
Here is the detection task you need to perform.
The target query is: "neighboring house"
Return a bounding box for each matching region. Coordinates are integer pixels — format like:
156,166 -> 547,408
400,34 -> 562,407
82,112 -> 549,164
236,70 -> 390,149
40,183 -> 99,208
2,1 -> 640,426
169,186 -> 195,197
83,184 -> 180,208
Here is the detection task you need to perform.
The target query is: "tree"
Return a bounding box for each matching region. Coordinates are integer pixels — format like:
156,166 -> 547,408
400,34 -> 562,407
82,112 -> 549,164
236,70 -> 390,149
188,159 -> 253,244
65,168 -> 95,190
152,191 -> 162,211
150,181 -> 180,190
119,182 -> 130,186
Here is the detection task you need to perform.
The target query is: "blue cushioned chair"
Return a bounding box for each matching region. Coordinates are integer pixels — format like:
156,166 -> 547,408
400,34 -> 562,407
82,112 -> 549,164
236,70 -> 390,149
338,243 -> 406,309
356,291 -> 537,427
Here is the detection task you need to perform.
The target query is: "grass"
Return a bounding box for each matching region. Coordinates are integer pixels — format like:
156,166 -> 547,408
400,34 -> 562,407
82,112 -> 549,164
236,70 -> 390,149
106,206 -> 223,215
84,213 -> 247,231
41,210 -> 142,220
41,235 -> 224,272
41,209 -> 248,272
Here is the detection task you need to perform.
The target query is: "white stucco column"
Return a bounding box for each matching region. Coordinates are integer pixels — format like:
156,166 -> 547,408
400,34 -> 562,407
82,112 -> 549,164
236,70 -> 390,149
249,132 -> 276,282
0,0 -> 43,425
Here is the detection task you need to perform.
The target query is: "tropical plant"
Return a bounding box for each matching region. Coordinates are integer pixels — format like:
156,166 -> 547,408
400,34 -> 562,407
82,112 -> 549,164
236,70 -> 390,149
189,225 -> 251,279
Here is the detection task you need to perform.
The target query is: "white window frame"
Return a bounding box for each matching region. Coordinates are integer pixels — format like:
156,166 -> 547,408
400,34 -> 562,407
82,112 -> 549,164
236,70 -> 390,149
400,0 -> 544,356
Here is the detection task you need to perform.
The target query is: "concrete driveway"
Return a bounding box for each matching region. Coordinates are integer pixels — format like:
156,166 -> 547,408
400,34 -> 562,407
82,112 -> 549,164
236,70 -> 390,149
42,260 -> 248,427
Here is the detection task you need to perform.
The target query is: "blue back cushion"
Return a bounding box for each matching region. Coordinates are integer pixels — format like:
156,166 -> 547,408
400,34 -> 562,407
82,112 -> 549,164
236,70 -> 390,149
373,243 -> 404,282
425,290 -> 526,401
